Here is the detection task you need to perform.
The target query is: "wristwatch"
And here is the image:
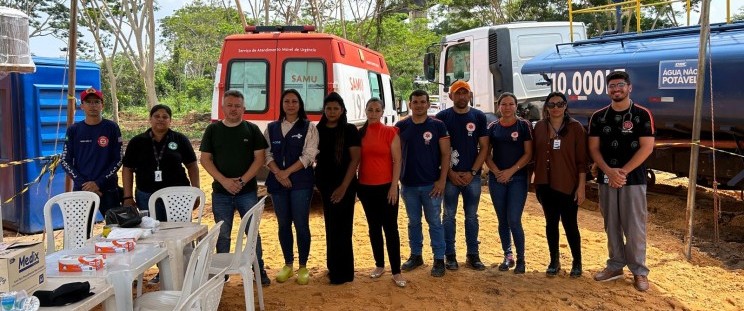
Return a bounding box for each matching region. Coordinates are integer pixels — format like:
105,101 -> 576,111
470,170 -> 478,176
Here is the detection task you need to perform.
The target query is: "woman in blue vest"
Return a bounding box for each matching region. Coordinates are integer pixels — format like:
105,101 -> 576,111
315,92 -> 360,284
264,89 -> 319,285
485,92 -> 533,275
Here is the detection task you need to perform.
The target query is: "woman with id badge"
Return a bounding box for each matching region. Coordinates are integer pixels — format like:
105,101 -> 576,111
122,104 -> 200,221
533,92 -> 587,278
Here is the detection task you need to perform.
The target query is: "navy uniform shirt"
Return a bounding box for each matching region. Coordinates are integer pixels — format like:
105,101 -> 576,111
436,107 -> 488,173
395,117 -> 449,187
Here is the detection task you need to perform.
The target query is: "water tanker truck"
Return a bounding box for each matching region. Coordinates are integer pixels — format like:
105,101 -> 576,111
521,22 -> 744,189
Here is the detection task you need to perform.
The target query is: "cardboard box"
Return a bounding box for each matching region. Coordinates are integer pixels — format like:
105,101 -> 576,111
0,241 -> 45,293
58,254 -> 105,272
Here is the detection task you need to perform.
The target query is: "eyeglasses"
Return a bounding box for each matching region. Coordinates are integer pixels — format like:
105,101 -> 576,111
607,82 -> 628,89
546,101 -> 566,109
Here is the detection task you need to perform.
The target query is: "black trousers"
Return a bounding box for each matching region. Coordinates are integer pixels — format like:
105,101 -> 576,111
358,183 -> 402,274
536,185 -> 582,264
319,182 -> 356,284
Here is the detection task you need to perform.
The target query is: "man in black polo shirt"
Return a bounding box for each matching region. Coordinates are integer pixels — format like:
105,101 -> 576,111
588,71 -> 655,292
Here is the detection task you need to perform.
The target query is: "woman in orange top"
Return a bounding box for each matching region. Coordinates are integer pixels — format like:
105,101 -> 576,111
357,97 -> 406,287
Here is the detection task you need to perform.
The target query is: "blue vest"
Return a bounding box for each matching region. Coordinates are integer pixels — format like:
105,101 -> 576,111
265,120 -> 314,193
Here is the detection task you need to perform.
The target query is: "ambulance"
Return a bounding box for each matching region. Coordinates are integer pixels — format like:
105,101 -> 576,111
211,25 -> 399,129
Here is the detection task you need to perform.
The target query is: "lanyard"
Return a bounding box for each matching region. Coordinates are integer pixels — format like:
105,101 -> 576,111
149,130 -> 169,170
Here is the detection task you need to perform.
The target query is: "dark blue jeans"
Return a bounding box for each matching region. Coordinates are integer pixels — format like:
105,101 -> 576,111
401,184 -> 445,259
488,174 -> 528,260
443,177 -> 482,256
212,191 -> 265,269
134,189 -> 167,221
271,188 -> 313,266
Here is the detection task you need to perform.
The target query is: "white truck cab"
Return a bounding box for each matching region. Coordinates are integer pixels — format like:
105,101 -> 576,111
424,22 -> 586,122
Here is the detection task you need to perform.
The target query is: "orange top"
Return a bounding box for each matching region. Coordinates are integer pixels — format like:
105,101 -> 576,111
359,122 -> 398,185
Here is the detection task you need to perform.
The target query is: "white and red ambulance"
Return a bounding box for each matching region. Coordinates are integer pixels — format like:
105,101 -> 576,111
211,25 -> 398,129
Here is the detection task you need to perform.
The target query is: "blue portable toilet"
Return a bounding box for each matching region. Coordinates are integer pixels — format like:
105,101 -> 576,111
0,57 -> 101,234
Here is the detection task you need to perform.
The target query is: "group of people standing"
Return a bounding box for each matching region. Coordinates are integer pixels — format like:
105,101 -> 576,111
60,70 -> 654,293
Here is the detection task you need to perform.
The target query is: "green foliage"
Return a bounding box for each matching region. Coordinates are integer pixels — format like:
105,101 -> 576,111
99,53 -> 146,108
733,7 -> 744,22
325,14 -> 439,99
159,1 -> 244,80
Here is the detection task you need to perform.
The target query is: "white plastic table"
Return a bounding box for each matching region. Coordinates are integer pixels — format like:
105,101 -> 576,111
138,222 -> 208,290
45,243 -> 172,311
37,277 -> 115,311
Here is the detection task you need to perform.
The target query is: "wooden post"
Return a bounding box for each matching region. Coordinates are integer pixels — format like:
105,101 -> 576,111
684,0 -> 711,261
234,0 -> 248,30
65,0 -> 79,192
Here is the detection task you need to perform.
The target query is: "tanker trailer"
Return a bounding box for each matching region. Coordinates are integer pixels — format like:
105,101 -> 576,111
521,22 -> 744,189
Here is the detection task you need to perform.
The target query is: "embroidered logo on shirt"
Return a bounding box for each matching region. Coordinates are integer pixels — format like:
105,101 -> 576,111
622,120 -> 634,132
511,131 -> 519,141
466,122 -> 475,136
97,136 -> 109,147
292,133 -> 303,139
423,131 -> 433,145
168,142 -> 178,150
451,149 -> 460,166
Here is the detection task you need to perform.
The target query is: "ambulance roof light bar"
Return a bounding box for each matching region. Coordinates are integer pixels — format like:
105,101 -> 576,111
245,25 -> 316,34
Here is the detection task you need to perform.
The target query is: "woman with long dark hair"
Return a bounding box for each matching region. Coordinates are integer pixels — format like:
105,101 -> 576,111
264,89 -> 319,285
357,98 -> 406,287
485,92 -> 533,274
315,92 -> 360,284
533,91 -> 586,278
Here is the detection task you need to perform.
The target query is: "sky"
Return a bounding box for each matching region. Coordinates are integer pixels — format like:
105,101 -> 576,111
26,0 -> 744,58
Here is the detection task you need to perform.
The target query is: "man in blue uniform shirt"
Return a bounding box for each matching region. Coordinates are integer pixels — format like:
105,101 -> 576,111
396,89 -> 451,277
61,87 -> 123,216
435,80 -> 489,271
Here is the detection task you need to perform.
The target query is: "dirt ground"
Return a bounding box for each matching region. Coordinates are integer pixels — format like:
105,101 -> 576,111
8,164 -> 744,310
144,169 -> 743,310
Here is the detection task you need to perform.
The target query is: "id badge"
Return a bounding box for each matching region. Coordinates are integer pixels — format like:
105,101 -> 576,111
154,170 -> 163,182
603,174 -> 609,184
552,139 -> 561,150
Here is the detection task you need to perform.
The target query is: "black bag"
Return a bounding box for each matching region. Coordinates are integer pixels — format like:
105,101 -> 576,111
104,205 -> 142,228
34,281 -> 94,307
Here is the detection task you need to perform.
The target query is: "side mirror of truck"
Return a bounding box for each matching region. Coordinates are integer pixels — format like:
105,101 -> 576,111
423,53 -> 436,81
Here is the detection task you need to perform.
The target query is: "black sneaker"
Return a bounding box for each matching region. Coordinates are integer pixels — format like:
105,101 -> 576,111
514,259 -> 526,274
445,254 -> 459,270
465,254 -> 486,271
431,259 -> 446,277
401,255 -> 424,272
570,262 -> 582,278
498,255 -> 515,271
260,269 -> 271,286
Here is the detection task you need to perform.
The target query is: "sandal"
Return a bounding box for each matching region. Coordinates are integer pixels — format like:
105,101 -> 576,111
392,274 -> 406,288
370,267 -> 385,278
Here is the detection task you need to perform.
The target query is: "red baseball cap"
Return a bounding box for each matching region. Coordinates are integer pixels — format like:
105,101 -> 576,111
80,87 -> 103,101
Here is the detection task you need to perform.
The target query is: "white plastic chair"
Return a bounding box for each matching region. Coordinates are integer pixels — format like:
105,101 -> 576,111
134,221 -> 223,311
208,196 -> 266,311
178,267 -> 229,311
43,191 -> 100,252
148,186 -> 206,223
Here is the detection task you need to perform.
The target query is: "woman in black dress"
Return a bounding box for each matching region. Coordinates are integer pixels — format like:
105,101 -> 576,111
315,92 -> 361,284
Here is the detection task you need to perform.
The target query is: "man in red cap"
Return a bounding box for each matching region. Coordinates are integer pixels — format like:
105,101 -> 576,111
61,87 -> 123,216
